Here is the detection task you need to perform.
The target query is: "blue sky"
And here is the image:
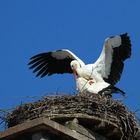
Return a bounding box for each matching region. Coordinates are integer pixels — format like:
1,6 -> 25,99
0,0 -> 140,123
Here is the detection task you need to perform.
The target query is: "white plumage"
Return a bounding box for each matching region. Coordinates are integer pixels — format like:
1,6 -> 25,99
28,33 -> 131,96
76,77 -> 109,93
76,77 -> 125,96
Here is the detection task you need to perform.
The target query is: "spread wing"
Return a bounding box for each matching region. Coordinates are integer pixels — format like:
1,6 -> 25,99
93,33 -> 131,85
28,49 -> 85,78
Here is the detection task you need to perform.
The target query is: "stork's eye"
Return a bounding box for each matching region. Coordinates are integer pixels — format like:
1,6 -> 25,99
71,64 -> 77,69
71,65 -> 74,69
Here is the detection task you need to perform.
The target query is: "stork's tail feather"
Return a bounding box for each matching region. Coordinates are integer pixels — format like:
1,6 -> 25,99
98,85 -> 126,97
112,86 -> 126,96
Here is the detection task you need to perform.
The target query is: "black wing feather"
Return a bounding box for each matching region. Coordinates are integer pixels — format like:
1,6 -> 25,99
32,61 -> 48,73
104,33 -> 131,85
28,50 -> 75,78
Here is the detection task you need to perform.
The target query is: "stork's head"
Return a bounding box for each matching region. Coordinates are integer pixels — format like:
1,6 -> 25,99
70,60 -> 81,70
70,60 -> 81,81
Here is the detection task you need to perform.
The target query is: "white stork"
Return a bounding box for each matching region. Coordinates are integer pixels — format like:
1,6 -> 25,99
76,77 -> 125,96
28,33 -> 131,96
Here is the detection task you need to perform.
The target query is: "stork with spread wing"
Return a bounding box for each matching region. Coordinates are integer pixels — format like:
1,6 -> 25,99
28,33 -> 131,96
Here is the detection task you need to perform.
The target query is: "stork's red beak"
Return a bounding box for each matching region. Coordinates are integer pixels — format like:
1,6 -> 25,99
73,66 -> 77,81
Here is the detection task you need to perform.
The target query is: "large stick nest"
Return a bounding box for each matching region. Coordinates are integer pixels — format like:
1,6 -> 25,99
2,93 -> 140,139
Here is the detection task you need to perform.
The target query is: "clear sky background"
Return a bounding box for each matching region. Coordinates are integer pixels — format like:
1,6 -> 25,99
0,0 -> 140,126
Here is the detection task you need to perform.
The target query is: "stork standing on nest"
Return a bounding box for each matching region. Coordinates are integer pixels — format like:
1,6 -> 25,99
28,33 -> 131,96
